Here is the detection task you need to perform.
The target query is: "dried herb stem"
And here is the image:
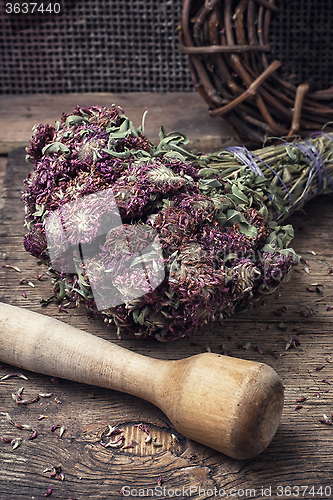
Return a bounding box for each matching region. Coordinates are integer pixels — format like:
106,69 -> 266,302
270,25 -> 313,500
197,134 -> 333,222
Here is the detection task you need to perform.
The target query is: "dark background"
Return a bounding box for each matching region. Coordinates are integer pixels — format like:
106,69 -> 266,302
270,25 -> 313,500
1,0 -> 332,95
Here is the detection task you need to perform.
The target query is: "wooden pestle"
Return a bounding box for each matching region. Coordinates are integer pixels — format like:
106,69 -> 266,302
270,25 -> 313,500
0,302 -> 284,459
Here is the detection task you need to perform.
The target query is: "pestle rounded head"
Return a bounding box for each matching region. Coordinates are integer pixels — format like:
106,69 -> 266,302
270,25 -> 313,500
157,353 -> 284,460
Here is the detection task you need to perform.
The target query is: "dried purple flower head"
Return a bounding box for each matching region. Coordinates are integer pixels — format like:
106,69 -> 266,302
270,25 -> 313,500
152,207 -> 197,252
25,124 -> 56,162
21,105 -> 305,341
23,223 -> 48,260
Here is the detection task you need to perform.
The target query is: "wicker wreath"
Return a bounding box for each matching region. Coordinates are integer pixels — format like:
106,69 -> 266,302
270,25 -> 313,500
180,0 -> 333,143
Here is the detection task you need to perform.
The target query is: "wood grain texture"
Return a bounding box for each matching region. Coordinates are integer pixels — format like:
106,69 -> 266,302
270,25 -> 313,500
0,156 -> 6,197
1,149 -> 333,499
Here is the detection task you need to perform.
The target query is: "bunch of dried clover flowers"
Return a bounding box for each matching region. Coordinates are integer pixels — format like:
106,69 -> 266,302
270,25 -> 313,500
22,104 -> 307,342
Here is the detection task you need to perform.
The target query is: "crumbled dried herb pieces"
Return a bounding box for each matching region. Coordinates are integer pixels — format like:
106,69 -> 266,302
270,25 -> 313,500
43,465 -> 65,481
319,414 -> 333,425
0,372 -> 28,381
2,264 -> 21,272
43,486 -> 52,497
1,412 -> 37,448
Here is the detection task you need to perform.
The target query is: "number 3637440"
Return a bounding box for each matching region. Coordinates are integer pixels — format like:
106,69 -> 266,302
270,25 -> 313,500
5,3 -> 61,14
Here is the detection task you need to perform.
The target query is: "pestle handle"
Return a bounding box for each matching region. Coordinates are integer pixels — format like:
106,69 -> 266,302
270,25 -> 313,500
0,302 -> 284,459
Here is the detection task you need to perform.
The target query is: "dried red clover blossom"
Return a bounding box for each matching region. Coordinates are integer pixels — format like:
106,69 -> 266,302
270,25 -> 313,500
22,105 -> 300,341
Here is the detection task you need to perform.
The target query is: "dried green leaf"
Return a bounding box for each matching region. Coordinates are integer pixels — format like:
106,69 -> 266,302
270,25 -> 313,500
238,222 -> 258,238
285,144 -> 297,161
198,167 -> 219,178
65,115 -> 89,127
42,142 -> 70,156
231,184 -> 249,204
102,148 -> 131,158
199,178 -> 222,189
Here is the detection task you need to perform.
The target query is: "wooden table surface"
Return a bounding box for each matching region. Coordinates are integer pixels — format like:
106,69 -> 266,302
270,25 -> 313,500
1,95 -> 333,500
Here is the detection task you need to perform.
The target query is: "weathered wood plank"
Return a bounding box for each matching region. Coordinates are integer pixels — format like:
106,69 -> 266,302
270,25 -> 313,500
0,93 -> 235,154
1,149 -> 333,499
0,156 -> 6,195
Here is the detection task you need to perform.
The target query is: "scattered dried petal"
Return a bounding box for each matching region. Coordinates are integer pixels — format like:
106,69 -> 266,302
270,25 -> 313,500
59,426 -> 66,437
135,423 -> 150,434
16,423 -> 33,431
38,415 -> 48,421
322,379 -> 331,385
295,405 -> 303,410
103,435 -> 125,448
39,393 -> 54,398
50,424 -> 61,432
0,372 -> 28,381
152,437 -> 162,447
16,395 -> 40,405
171,433 -> 179,443
1,412 -> 14,425
43,487 -> 52,497
157,477 -> 163,486
16,387 -> 24,400
104,424 -> 120,437
54,397 -> 62,404
144,433 -> 152,444
2,437 -> 14,443
319,418 -> 333,425
28,429 -> 38,440
296,397 -> 307,403
3,264 -> 21,272
46,464 -> 65,480
11,437 -> 23,450
315,365 -> 324,371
